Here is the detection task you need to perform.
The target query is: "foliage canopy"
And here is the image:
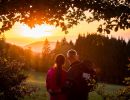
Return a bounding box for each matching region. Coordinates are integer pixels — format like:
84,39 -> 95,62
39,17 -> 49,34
0,0 -> 130,34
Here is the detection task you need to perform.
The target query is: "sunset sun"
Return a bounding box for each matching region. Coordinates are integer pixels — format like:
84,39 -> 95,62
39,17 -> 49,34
20,24 -> 55,38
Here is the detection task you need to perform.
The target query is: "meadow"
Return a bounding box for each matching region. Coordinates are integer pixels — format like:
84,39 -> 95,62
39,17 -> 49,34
23,71 -> 124,100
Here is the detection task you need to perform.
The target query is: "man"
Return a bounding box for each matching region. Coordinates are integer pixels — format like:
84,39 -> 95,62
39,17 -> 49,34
66,49 -> 96,100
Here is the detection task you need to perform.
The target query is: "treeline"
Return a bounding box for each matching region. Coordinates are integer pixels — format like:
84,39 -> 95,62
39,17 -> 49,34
1,34 -> 130,85
33,34 -> 130,85
75,34 -> 130,84
40,34 -> 130,85
30,37 -> 73,71
0,37 -> 73,72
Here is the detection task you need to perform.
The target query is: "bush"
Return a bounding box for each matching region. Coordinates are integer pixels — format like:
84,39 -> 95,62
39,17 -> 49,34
0,57 -> 29,100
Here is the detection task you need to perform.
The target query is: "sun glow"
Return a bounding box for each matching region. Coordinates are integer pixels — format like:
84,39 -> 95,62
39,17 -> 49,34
20,24 -> 55,38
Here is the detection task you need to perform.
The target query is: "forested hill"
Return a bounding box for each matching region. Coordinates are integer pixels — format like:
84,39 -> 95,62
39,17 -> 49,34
25,41 -> 56,52
75,34 -> 130,84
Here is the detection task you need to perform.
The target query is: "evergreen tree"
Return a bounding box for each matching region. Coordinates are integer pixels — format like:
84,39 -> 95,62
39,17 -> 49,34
42,38 -> 50,55
69,40 -> 74,47
41,38 -> 52,72
75,33 -> 129,84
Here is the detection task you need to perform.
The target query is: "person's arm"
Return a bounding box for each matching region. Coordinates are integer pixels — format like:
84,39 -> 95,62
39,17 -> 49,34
46,69 -> 62,95
46,72 -> 56,95
62,67 -> 76,94
46,72 -> 50,92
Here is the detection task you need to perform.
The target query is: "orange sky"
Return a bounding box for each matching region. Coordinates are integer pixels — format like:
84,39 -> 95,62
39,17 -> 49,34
3,21 -> 130,47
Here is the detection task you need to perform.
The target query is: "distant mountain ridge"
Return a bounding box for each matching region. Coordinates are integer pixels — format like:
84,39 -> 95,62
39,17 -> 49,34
25,41 -> 56,53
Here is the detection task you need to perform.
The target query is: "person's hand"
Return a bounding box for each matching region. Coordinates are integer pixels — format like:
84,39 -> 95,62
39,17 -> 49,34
48,89 -> 62,96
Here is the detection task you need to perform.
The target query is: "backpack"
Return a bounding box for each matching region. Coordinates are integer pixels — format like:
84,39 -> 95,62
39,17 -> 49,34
80,60 -> 97,91
71,60 -> 97,93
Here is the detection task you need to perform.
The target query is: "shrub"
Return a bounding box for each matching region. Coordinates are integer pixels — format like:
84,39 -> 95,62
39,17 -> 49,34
0,57 -> 29,100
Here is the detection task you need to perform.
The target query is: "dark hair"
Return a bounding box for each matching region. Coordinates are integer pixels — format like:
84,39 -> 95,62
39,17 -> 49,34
55,54 -> 65,86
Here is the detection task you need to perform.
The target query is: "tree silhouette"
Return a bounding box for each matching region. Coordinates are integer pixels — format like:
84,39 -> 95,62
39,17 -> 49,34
75,33 -> 129,84
42,38 -> 50,55
53,37 -> 73,55
0,0 -> 130,34
41,38 -> 52,71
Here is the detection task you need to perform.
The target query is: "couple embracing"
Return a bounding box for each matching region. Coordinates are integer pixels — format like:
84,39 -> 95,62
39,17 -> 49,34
46,49 -> 96,100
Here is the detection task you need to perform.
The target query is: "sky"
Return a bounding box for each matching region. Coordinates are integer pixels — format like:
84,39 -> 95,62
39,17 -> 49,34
3,21 -> 130,47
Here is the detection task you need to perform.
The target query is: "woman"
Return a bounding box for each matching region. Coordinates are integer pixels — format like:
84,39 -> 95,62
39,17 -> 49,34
46,54 -> 67,100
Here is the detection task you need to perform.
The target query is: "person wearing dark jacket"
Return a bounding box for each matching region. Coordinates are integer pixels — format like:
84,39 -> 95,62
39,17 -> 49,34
65,49 -> 96,100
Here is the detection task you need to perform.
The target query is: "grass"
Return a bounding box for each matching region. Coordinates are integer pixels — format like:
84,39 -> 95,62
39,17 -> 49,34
23,70 -> 49,100
23,70 -> 124,100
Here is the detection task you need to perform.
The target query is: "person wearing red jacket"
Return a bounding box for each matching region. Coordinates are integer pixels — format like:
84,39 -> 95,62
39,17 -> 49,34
46,54 -> 67,100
